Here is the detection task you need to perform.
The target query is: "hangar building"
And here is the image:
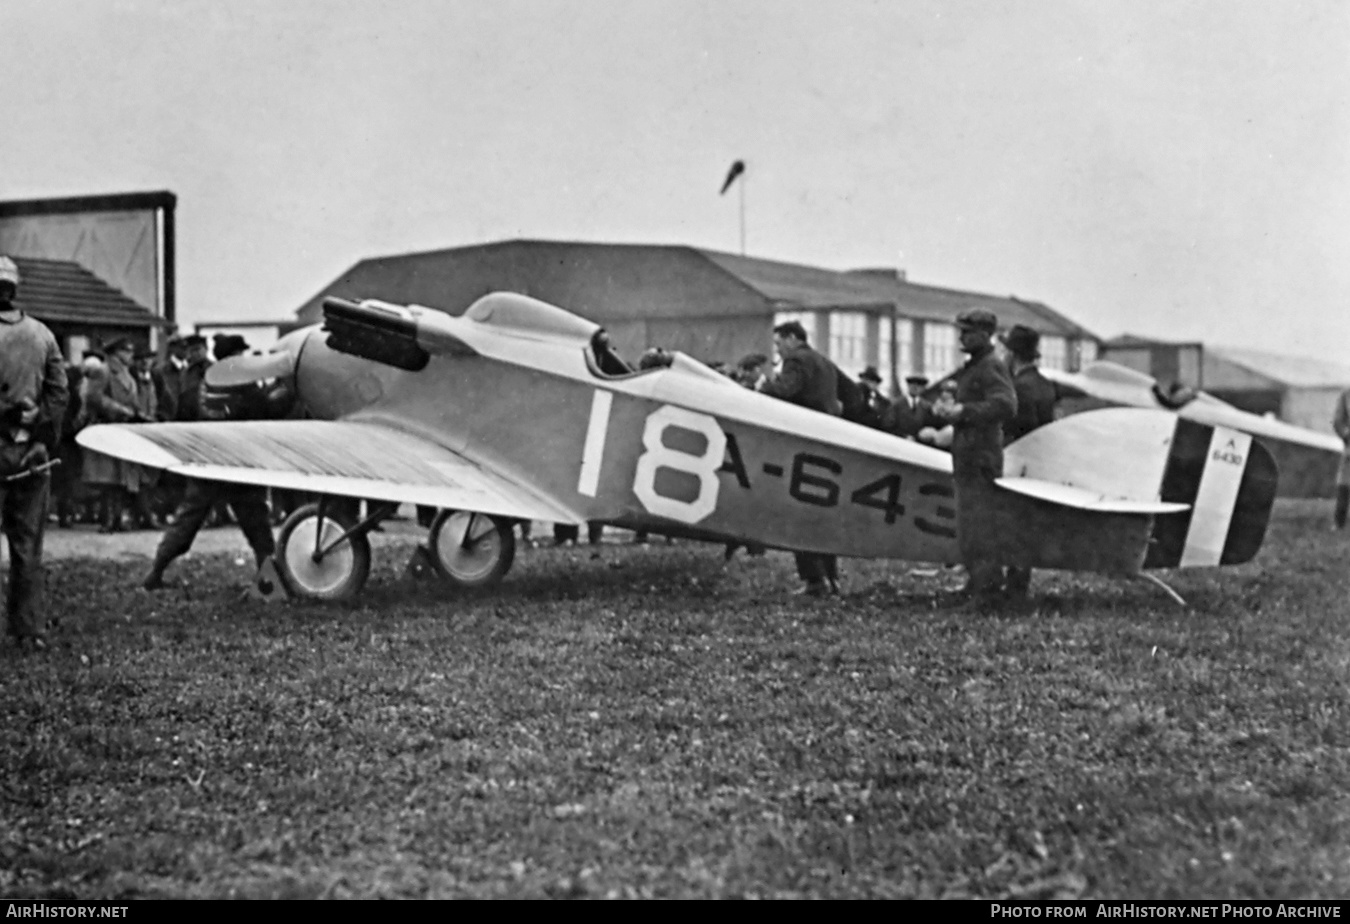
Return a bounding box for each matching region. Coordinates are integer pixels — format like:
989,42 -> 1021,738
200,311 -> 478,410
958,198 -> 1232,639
0,191 -> 175,358
294,239 -> 1099,393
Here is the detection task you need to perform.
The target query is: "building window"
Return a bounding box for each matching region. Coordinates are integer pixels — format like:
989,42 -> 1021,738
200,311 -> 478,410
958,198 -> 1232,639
1076,338 -> 1098,369
878,316 -> 891,387
879,316 -> 914,389
828,311 -> 867,373
923,322 -> 959,377
1040,334 -> 1067,371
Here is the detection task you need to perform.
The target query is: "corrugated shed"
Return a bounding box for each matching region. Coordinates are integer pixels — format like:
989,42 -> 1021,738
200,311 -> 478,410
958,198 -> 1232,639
9,256 -> 162,327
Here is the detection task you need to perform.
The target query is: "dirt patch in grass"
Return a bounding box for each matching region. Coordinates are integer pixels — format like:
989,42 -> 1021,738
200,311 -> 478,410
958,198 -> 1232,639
3,501 -> 1349,898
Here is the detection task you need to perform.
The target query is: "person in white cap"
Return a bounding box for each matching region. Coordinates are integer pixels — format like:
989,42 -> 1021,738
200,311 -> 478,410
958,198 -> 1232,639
0,256 -> 69,652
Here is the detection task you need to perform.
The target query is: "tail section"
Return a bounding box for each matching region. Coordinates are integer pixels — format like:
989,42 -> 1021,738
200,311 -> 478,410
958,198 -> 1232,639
1001,408 -> 1278,572
1145,419 -> 1277,568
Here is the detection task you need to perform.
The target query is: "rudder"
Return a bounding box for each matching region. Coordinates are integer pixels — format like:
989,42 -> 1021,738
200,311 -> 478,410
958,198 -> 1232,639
1145,419 -> 1278,569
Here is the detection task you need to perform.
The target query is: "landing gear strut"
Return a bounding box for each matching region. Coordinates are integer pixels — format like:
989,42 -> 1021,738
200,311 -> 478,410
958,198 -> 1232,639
275,501 -> 377,601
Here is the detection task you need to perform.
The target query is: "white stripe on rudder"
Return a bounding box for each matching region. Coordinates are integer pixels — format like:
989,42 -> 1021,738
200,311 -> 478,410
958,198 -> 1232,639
1179,427 -> 1252,567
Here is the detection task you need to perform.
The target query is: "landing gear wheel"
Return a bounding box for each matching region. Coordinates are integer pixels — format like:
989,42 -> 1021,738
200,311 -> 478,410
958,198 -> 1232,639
429,510 -> 516,588
276,503 -> 372,601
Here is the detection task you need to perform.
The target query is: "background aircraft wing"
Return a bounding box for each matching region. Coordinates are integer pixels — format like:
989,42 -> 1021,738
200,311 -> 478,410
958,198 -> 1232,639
78,420 -> 584,525
1046,361 -> 1343,454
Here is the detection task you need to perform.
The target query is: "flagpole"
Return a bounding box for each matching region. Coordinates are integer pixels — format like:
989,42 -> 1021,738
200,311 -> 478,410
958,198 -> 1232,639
739,173 -> 746,256
719,159 -> 747,254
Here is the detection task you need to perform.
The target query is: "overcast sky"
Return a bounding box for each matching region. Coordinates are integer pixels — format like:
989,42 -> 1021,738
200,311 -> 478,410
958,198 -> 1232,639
6,0 -> 1347,363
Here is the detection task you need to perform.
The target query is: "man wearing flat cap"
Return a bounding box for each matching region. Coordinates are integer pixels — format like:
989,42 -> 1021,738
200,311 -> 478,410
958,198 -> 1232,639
999,324 -> 1058,599
931,308 -> 1017,607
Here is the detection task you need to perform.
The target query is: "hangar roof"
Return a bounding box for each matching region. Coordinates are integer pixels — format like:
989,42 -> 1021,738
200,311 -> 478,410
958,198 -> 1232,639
294,239 -> 1094,339
10,256 -> 163,327
1209,346 -> 1350,390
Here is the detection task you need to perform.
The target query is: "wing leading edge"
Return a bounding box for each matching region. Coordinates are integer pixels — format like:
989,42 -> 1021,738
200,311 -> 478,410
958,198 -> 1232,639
77,420 -> 584,526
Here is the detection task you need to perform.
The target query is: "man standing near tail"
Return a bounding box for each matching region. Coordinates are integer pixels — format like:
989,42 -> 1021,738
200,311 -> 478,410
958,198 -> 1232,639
931,309 -> 1017,608
999,324 -> 1057,599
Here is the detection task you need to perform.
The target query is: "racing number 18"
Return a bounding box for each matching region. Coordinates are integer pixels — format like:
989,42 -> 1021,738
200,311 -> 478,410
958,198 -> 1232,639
579,392 -> 726,525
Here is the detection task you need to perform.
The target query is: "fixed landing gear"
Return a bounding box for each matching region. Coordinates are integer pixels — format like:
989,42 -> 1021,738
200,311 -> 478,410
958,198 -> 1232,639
275,502 -> 374,601
273,501 -> 518,601
428,510 -> 516,588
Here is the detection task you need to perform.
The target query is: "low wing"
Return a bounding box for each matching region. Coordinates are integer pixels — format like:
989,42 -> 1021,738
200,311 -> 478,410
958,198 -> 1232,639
77,420 -> 584,525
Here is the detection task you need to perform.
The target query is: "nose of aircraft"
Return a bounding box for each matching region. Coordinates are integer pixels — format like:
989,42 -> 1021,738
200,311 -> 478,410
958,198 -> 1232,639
203,326 -> 316,388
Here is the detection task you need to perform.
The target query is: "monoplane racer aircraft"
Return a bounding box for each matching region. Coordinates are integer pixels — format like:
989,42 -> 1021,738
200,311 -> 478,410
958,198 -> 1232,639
80,293 -> 1278,602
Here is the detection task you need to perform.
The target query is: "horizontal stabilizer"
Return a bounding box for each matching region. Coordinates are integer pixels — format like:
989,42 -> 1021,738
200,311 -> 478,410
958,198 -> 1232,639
1005,407 -> 1277,568
996,476 -> 1191,515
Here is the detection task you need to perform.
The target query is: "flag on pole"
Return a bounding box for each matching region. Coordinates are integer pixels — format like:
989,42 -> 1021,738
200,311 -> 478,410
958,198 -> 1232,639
719,160 -> 746,195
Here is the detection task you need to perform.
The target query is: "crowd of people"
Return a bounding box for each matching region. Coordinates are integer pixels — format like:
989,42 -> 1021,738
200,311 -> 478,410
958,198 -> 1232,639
50,331 -> 254,532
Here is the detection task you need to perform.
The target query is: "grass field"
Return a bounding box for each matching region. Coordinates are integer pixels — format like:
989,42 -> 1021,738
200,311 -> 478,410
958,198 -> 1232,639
3,500 -> 1349,899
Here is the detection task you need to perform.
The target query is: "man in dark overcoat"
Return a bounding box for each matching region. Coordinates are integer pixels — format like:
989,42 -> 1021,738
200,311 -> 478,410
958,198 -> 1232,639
999,324 -> 1058,599
931,309 -> 1017,606
152,334 -> 187,424
758,320 -> 842,596
1001,325 -> 1058,444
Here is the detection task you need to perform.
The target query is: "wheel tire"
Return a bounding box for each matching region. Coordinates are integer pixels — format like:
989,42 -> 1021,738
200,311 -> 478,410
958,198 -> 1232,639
428,510 -> 516,588
275,502 -> 372,601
